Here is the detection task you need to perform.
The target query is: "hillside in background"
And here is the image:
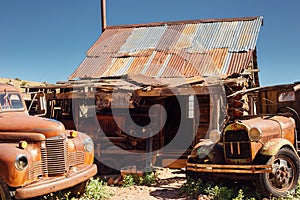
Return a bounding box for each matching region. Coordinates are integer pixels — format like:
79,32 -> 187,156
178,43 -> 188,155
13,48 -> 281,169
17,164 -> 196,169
0,77 -> 47,89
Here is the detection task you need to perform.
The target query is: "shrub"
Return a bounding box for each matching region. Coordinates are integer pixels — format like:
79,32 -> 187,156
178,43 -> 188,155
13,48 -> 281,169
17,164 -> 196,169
181,178 -> 205,198
181,178 -> 259,200
143,172 -> 156,186
81,177 -> 113,200
21,81 -> 27,86
122,174 -> 136,187
122,172 -> 157,187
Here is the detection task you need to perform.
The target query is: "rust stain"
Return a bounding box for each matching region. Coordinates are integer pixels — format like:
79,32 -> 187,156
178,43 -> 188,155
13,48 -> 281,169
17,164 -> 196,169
127,50 -> 154,74
145,51 -> 169,76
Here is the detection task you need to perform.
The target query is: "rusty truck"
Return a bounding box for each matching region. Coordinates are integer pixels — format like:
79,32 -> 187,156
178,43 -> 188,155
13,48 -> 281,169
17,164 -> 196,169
0,83 -> 97,199
186,82 -> 300,197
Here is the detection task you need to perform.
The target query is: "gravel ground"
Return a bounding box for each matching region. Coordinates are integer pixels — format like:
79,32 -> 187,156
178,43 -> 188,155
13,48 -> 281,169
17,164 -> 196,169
106,168 -> 195,200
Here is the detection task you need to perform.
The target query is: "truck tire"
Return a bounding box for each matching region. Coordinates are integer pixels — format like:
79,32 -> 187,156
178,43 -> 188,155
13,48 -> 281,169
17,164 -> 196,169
0,178 -> 12,200
257,147 -> 300,198
185,170 -> 214,183
185,170 -> 199,181
68,180 -> 89,198
96,157 -> 120,175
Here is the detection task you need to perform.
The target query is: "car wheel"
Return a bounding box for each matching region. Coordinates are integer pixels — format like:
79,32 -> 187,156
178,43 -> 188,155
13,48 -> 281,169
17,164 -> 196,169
257,147 -> 300,198
0,178 -> 12,200
67,180 -> 89,198
185,170 -> 214,184
96,157 -> 120,175
185,170 -> 199,181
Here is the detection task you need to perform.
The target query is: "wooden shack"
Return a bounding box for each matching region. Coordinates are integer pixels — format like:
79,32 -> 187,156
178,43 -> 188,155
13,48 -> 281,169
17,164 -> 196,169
26,16 -> 264,174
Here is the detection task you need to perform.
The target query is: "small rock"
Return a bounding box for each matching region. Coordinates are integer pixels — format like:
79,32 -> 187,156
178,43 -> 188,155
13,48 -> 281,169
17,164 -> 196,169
198,194 -> 210,200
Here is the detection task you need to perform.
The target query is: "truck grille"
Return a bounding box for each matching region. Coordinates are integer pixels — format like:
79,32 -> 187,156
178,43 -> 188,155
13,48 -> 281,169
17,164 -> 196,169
68,151 -> 85,167
41,136 -> 68,175
28,161 -> 43,180
224,130 -> 251,159
27,135 -> 87,181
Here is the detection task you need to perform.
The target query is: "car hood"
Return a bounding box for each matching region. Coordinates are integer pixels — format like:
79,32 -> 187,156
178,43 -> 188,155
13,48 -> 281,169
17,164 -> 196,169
0,112 -> 66,138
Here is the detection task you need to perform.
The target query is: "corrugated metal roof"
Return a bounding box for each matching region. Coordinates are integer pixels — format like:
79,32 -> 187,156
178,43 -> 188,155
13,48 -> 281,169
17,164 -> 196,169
69,16 -> 263,80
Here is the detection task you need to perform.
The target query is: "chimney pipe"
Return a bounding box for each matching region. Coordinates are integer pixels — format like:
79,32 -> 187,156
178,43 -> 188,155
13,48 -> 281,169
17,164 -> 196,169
101,0 -> 107,32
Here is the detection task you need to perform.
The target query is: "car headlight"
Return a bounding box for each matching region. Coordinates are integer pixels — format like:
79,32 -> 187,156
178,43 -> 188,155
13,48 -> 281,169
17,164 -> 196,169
84,137 -> 94,153
249,127 -> 262,142
15,154 -> 28,171
209,130 -> 221,143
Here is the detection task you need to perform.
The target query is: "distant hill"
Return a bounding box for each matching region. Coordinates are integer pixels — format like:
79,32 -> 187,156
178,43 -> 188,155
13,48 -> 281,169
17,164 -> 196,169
0,77 -> 46,89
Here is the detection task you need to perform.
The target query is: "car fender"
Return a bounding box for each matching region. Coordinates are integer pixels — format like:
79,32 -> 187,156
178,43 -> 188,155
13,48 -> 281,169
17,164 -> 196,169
0,143 -> 32,187
260,138 -> 297,156
189,139 -> 214,157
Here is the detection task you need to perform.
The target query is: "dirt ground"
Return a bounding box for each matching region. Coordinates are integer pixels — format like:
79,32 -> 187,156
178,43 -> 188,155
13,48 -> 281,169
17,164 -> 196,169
106,168 -> 196,200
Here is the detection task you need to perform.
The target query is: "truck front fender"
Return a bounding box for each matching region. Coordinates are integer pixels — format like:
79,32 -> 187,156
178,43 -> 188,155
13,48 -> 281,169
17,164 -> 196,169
189,139 -> 224,164
189,139 -> 214,158
0,143 -> 32,187
260,138 -> 297,156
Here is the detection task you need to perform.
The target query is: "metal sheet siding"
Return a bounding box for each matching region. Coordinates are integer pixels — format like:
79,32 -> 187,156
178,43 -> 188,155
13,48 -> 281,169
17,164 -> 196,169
145,51 -> 169,76
173,24 -> 198,51
103,57 -> 131,77
69,16 -> 263,80
225,51 -> 253,75
88,28 -> 133,56
127,50 -> 154,74
119,26 -> 166,53
157,24 -> 185,51
119,27 -> 148,53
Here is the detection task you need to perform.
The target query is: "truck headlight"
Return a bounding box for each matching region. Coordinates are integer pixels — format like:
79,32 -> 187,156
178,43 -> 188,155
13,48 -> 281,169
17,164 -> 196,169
249,127 -> 262,142
84,137 -> 94,153
15,154 -> 28,171
209,130 -> 221,143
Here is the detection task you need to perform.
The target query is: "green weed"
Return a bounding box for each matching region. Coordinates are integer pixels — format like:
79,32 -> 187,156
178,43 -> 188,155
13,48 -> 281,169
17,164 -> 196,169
181,178 -> 259,200
82,177 -> 113,200
122,171 -> 157,187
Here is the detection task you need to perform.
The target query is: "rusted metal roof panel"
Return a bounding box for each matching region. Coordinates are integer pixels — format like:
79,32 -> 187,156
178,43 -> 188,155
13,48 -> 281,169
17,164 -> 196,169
225,50 -> 253,75
119,26 -> 166,53
88,28 -> 134,56
70,53 -> 113,79
173,24 -> 198,51
144,51 -> 169,76
127,50 -> 154,74
157,24 -> 185,51
69,16 -> 263,80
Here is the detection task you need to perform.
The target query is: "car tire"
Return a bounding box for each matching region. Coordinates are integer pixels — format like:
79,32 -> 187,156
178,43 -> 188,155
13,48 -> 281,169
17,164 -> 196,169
185,170 -> 199,181
0,178 -> 12,200
257,147 -> 300,198
68,180 -> 89,198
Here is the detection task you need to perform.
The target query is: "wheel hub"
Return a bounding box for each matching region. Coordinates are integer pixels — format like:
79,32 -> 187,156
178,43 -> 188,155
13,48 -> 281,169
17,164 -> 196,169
272,159 -> 292,188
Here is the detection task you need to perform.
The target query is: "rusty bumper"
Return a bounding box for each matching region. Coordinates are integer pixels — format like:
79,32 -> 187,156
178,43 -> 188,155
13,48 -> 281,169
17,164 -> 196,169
186,162 -> 272,174
15,164 -> 97,199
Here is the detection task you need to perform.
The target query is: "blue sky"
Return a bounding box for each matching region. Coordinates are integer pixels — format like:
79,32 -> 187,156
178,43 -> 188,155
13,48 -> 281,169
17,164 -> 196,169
0,0 -> 299,86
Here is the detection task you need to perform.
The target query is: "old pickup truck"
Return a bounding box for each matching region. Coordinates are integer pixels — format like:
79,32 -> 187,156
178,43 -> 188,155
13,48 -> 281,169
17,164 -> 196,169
186,82 -> 300,197
0,83 -> 97,199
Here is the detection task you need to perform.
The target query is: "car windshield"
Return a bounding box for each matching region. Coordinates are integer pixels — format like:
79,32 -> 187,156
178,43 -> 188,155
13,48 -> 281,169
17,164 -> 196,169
0,92 -> 24,111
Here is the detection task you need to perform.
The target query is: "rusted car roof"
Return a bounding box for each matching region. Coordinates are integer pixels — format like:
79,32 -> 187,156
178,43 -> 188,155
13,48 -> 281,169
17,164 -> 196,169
69,16 -> 263,80
0,83 -> 19,93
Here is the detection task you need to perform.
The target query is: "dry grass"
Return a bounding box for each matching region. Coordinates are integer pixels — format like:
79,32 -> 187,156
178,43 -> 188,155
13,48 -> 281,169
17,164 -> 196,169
0,77 -> 46,90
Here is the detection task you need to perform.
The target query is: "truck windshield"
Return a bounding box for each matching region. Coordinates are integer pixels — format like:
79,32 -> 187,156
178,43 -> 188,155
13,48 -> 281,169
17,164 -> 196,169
0,92 -> 24,111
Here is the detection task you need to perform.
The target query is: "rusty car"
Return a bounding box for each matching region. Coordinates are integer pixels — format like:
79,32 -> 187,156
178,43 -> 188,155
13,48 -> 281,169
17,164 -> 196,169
0,83 -> 97,199
186,82 -> 300,197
